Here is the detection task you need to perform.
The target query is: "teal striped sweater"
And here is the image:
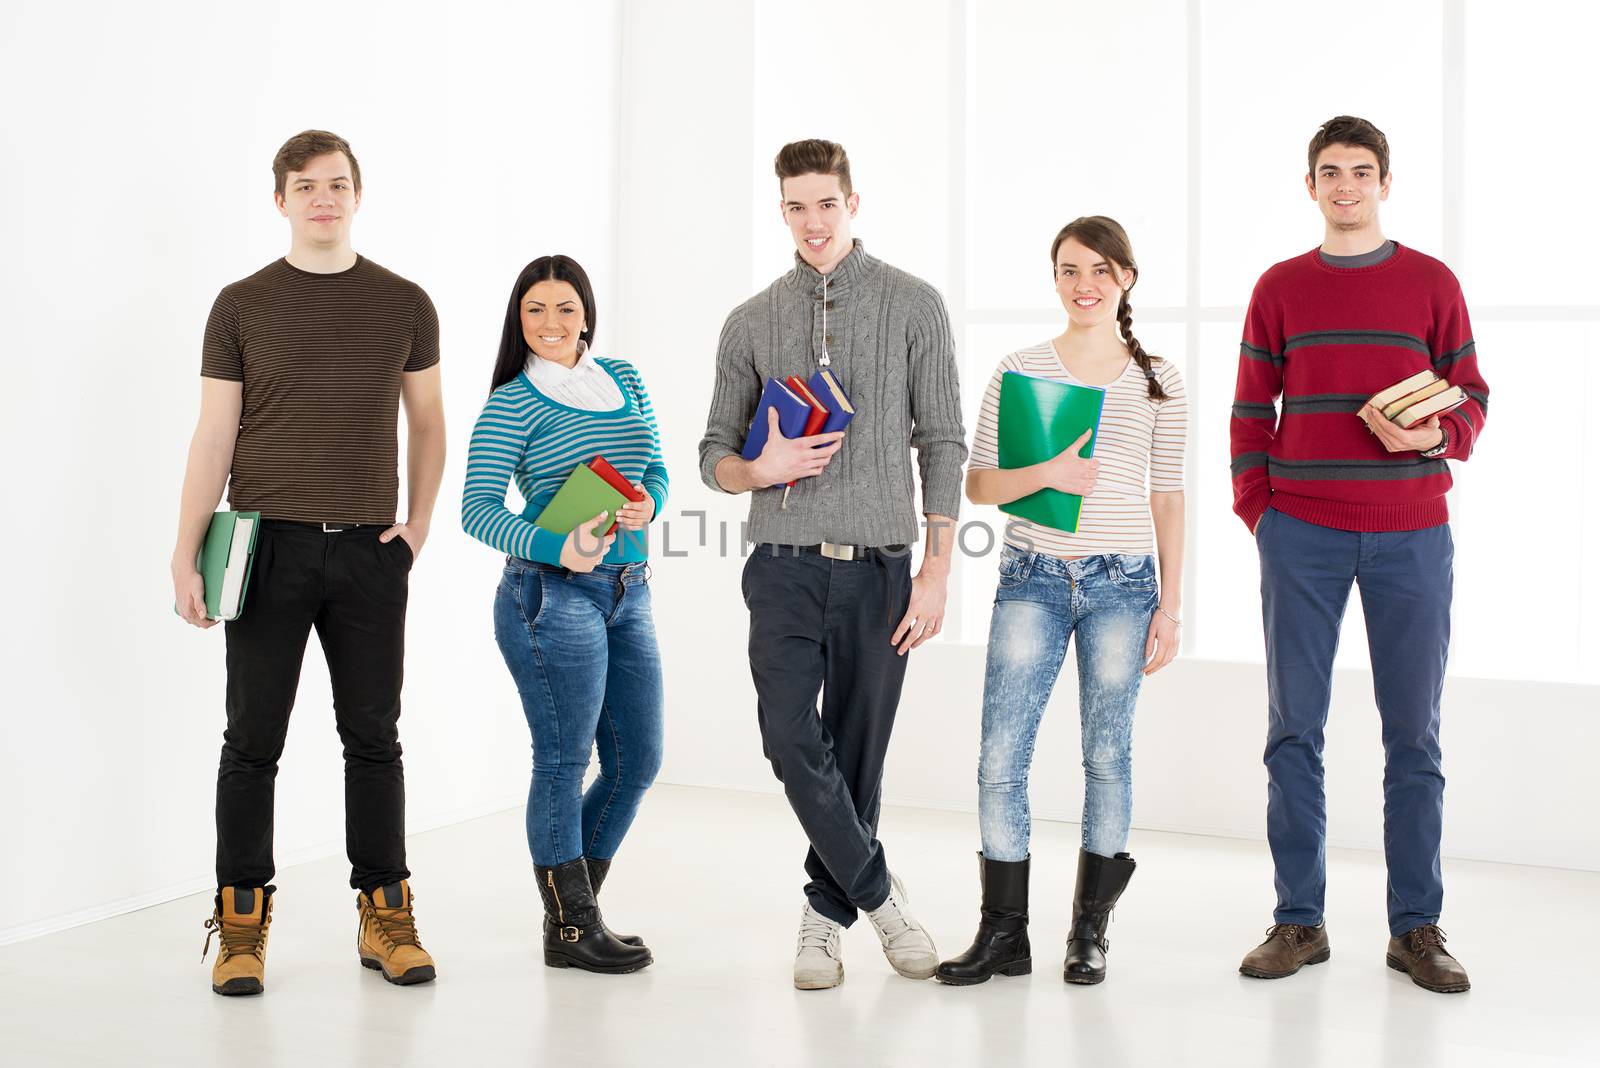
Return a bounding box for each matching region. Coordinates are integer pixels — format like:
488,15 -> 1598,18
461,359 -> 668,565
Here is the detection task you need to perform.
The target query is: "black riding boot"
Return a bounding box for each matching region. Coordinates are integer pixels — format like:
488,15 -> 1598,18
535,858 -> 653,974
935,853 -> 1032,985
539,857 -> 646,949
586,856 -> 645,949
1063,849 -> 1136,985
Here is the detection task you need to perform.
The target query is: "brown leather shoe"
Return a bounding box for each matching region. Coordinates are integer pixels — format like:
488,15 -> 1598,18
1239,922 -> 1331,979
1387,924 -> 1470,993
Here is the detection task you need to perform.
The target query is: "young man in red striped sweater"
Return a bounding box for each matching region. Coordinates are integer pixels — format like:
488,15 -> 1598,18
1230,116 -> 1487,994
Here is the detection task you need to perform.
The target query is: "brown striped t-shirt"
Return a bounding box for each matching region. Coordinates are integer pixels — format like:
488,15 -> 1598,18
969,341 -> 1188,557
201,256 -> 440,524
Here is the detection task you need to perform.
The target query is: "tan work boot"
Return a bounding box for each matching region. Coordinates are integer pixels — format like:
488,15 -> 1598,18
203,886 -> 272,996
356,880 -> 437,985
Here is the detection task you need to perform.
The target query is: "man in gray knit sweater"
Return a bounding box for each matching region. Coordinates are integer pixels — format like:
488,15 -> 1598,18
698,140 -> 968,990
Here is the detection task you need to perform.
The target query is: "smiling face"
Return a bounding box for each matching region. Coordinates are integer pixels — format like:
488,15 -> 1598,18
1054,237 -> 1133,330
780,172 -> 860,274
275,151 -> 359,249
1306,143 -> 1390,233
521,279 -> 587,367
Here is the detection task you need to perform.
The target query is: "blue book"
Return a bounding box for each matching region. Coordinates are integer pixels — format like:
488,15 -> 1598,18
741,378 -> 813,460
807,368 -> 856,434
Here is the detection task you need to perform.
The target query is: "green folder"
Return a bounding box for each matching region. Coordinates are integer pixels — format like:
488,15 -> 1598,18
181,510 -> 261,621
997,371 -> 1106,533
532,463 -> 630,536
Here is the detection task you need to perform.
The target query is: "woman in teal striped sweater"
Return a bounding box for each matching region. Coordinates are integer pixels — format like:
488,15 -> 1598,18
462,255 -> 666,975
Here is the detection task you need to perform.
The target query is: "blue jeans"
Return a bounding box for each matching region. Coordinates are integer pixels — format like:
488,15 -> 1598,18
493,558 -> 664,867
1257,508 -> 1452,936
978,546 -> 1158,862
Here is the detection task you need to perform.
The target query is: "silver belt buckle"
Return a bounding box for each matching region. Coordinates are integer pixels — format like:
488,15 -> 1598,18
820,541 -> 855,562
322,522 -> 346,533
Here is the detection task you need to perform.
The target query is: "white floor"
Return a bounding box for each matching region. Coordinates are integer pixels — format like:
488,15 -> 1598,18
1,785 -> 1595,1068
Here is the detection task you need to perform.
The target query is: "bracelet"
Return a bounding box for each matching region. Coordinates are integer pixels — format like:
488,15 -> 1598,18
1158,607 -> 1182,627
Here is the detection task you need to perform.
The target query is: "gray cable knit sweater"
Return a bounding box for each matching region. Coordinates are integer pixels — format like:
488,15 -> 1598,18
698,241 -> 967,547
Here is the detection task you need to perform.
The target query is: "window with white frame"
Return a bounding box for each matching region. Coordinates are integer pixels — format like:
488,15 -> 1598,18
746,0 -> 1600,685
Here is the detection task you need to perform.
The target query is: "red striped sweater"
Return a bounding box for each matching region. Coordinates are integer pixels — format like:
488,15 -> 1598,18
1229,243 -> 1489,533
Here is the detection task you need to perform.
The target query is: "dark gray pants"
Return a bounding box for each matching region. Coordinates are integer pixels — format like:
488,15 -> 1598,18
742,545 -> 912,926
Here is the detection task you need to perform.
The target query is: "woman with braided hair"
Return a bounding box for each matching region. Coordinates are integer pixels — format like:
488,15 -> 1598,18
936,216 -> 1188,988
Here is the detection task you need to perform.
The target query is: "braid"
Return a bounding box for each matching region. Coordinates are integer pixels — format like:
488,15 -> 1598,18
1117,293 -> 1169,401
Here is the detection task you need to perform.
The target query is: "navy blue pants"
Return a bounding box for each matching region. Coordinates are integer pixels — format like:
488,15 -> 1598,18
1257,507 -> 1452,937
742,545 -> 912,927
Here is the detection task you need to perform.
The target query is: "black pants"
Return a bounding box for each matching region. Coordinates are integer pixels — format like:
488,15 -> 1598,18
742,545 -> 913,927
217,520 -> 413,892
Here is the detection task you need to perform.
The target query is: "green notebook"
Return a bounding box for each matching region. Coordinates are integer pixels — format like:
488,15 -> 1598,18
184,511 -> 261,621
532,463 -> 630,537
997,371 -> 1106,534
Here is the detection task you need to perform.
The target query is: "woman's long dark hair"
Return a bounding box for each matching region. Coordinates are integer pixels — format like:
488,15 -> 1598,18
489,255 -> 598,394
1050,216 -> 1169,401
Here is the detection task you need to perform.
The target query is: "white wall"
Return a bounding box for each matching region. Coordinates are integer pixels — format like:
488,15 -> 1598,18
0,0 -> 623,943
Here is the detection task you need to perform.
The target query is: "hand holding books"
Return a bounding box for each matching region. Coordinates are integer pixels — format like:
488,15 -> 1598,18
614,483 -> 655,530
1363,407 -> 1444,455
747,404 -> 844,489
1359,369 -> 1459,455
560,512 -> 617,573
741,372 -> 856,507
1038,429 -> 1100,496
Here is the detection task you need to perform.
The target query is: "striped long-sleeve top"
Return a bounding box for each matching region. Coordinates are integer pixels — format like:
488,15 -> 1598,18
1229,244 -> 1489,533
969,342 -> 1188,557
461,358 -> 668,565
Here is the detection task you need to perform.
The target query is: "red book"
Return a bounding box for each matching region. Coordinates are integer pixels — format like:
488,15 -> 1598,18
587,456 -> 646,535
784,377 -> 832,490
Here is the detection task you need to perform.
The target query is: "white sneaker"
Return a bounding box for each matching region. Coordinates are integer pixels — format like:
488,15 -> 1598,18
867,873 -> 939,980
793,904 -> 844,990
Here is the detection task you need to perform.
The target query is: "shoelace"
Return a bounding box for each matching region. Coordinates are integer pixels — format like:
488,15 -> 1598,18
797,911 -> 839,954
201,913 -> 268,962
1265,923 -> 1309,948
366,895 -> 423,950
1408,925 -> 1448,951
869,894 -> 916,944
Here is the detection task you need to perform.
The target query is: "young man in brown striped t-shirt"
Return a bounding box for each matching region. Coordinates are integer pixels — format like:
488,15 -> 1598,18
171,130 -> 446,996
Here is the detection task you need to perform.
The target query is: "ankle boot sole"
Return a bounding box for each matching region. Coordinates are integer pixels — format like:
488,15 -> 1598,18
794,970 -> 844,990
1063,967 -> 1106,985
360,955 -> 437,985
935,958 -> 1031,986
1385,954 -> 1470,993
1240,946 -> 1331,979
212,977 -> 263,996
544,950 -> 653,975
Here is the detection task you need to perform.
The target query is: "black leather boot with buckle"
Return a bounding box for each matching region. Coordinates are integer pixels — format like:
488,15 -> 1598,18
1063,849 -> 1137,985
936,852 -> 1032,985
535,858 -> 653,974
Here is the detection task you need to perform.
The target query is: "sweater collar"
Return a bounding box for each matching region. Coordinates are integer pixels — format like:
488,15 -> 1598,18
789,239 -> 874,296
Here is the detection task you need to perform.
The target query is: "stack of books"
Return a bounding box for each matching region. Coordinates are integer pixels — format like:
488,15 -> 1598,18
741,371 -> 857,504
534,456 -> 647,537
740,370 -> 856,460
1359,370 -> 1468,429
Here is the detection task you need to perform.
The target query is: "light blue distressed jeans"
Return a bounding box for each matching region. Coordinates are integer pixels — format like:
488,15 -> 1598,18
978,545 -> 1159,861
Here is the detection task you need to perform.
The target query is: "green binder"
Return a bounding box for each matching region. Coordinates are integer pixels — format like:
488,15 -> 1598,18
532,463 -> 630,536
997,371 -> 1106,534
187,511 -> 261,621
